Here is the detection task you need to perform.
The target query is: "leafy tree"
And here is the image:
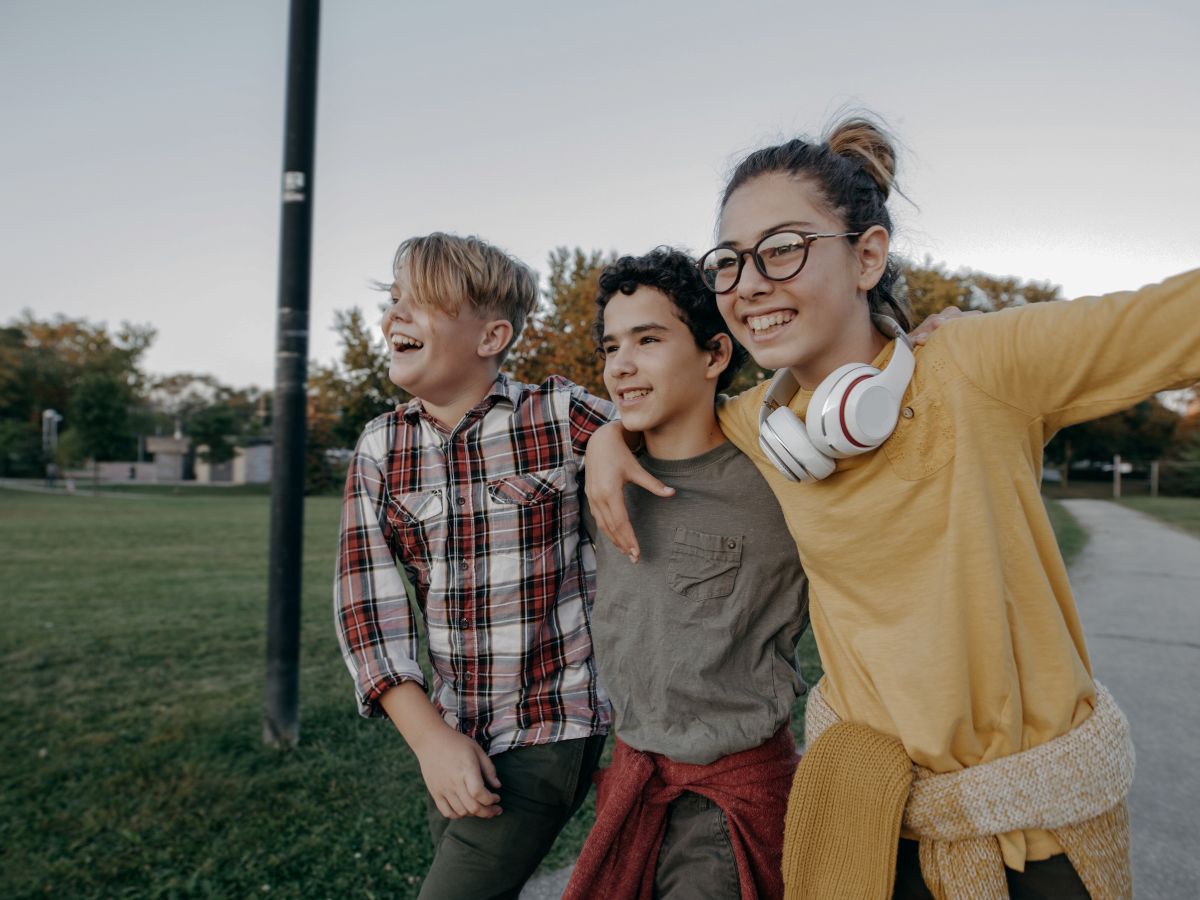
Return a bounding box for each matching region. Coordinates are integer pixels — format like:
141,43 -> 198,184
1158,400 -> 1200,495
899,259 -> 1062,322
0,419 -> 42,477
188,405 -> 240,465
1,314 -> 154,473
54,427 -> 87,469
1045,399 -> 1180,483
0,314 -> 154,424
508,247 -> 616,396
725,357 -> 773,395
1161,427 -> 1200,495
68,372 -> 133,464
305,416 -> 335,495
309,307 -> 401,450
145,374 -> 268,474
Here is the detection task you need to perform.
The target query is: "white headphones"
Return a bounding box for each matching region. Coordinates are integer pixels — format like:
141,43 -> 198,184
758,316 -> 915,482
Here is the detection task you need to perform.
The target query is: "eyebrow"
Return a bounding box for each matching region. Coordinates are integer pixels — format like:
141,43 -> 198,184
599,322 -> 670,343
717,221 -> 815,249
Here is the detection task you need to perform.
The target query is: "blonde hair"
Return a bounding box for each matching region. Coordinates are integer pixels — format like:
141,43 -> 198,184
392,233 -> 539,360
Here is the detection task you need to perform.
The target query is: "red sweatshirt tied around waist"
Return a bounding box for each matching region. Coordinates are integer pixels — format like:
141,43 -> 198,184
564,726 -> 799,900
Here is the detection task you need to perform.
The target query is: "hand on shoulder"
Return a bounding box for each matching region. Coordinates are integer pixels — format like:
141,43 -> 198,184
909,306 -> 983,346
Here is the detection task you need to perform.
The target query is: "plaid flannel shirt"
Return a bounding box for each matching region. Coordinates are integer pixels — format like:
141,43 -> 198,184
335,373 -> 615,754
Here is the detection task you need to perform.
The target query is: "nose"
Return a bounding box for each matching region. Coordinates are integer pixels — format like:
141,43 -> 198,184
381,294 -> 410,331
735,254 -> 773,302
606,343 -> 636,378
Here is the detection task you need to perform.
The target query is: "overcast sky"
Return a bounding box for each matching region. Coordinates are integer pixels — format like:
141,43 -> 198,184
2,0 -> 1197,389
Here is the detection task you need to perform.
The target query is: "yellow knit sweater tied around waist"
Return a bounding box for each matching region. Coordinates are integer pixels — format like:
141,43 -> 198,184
782,680 -> 1134,900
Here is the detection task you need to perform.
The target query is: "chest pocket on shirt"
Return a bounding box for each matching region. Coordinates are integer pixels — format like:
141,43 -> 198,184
668,527 -> 742,602
384,489 -> 445,562
485,466 -> 572,561
882,380 -> 956,481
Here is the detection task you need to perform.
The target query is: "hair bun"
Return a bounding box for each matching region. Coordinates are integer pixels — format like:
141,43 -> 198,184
826,117 -> 896,200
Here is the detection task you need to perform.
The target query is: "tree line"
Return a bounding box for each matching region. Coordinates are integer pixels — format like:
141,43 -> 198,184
3,253 -> 1196,494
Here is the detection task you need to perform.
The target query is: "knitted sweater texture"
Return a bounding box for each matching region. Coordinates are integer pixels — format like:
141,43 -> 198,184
783,680 -> 1133,899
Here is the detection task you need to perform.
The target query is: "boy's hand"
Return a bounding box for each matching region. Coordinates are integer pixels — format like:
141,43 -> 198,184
909,306 -> 983,345
584,421 -> 672,563
415,727 -> 503,820
379,682 -> 502,820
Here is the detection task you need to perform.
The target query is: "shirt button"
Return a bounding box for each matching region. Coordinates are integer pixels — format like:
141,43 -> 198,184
458,617 -> 469,628
462,671 -> 472,682
459,559 -> 469,570
456,496 -> 466,506
726,539 -> 737,549
902,406 -> 915,419
524,492 -> 534,500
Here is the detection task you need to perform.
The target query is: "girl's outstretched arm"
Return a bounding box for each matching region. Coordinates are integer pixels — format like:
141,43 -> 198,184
583,421 -> 674,563
934,269 -> 1200,431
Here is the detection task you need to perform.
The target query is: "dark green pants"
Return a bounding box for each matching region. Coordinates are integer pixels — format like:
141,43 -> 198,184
654,791 -> 741,899
893,839 -> 1092,899
419,734 -> 607,900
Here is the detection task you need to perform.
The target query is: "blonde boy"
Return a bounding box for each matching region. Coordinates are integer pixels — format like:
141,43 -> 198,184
334,233 -> 612,899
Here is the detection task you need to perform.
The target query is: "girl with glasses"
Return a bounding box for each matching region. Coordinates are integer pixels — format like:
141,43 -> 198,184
585,116 -> 1199,899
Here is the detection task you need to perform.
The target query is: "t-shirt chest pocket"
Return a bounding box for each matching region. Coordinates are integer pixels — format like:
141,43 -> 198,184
668,527 -> 743,602
882,380 -> 956,481
485,466 -> 571,559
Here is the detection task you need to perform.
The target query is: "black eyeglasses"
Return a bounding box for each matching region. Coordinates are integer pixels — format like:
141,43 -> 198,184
698,229 -> 861,294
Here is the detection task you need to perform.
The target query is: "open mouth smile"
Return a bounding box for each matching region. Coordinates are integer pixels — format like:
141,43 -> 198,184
617,387 -> 652,403
746,311 -> 795,338
390,332 -> 424,352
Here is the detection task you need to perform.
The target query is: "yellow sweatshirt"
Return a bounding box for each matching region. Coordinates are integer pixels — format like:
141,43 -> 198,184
717,269 -> 1200,869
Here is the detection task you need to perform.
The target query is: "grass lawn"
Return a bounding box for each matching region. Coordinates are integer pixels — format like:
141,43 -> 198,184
1043,498 -> 1088,567
1116,496 -> 1200,539
4,485 -> 1090,897
1,489 -> 434,898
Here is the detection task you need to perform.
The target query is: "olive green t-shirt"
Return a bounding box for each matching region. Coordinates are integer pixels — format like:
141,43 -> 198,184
585,440 -> 809,765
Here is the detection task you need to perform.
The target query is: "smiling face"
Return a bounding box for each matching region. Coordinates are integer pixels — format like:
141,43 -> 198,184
715,172 -> 887,387
380,263 -> 498,407
599,286 -> 729,456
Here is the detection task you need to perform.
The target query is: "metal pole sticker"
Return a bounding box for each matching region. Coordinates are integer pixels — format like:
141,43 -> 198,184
283,171 -> 307,203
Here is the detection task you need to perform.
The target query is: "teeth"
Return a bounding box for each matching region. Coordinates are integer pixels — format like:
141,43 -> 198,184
622,389 -> 650,400
748,312 -> 794,333
391,333 -> 423,350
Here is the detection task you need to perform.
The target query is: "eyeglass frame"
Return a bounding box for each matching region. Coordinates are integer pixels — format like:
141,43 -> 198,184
698,229 -> 863,295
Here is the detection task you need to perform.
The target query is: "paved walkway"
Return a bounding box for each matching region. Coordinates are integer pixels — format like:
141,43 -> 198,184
524,500 -> 1200,899
520,865 -> 574,900
1061,500 -> 1200,900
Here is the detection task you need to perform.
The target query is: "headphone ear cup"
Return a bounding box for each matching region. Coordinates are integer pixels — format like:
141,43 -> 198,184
761,407 -> 836,482
842,380 -> 902,445
806,363 -> 880,458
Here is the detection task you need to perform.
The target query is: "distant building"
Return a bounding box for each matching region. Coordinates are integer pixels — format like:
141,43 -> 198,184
145,435 -> 190,482
194,440 -> 272,485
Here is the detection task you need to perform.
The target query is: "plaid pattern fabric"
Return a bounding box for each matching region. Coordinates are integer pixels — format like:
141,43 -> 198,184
335,373 -> 615,754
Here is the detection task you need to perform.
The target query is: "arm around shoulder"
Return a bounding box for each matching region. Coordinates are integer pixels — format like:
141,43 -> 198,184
583,420 -> 673,563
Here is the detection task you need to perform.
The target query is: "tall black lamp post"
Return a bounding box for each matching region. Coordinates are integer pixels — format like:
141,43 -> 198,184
265,0 -> 320,749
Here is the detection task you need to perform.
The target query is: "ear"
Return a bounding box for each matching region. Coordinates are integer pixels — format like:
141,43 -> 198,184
477,319 -> 514,360
704,333 -> 734,382
854,225 -> 890,292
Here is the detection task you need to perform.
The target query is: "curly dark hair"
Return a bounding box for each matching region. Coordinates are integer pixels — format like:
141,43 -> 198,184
593,247 -> 748,394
